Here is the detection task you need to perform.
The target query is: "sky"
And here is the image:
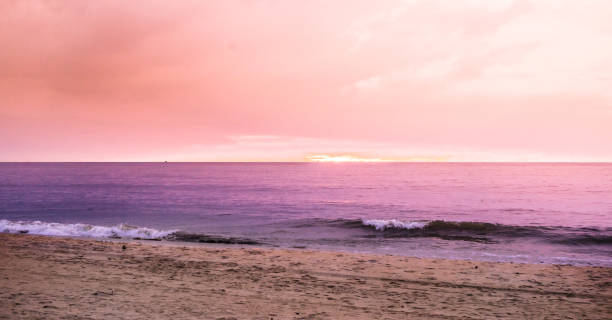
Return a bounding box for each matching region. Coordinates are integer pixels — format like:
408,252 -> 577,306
1,0 -> 611,162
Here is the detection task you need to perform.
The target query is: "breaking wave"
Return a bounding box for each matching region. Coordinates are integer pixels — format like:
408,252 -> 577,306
3,218 -> 610,247
0,219 -> 175,239
362,219 -> 428,230
0,219 -> 263,244
341,218 -> 611,245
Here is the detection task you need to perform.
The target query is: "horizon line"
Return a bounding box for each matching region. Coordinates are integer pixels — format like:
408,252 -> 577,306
2,161 -> 612,164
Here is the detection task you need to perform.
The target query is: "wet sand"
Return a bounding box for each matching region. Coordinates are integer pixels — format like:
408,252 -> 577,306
1,233 -> 611,319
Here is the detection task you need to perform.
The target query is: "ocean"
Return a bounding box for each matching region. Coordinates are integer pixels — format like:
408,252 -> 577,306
1,162 -> 611,266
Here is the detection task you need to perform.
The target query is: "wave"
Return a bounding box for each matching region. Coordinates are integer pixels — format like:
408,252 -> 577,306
359,219 -> 500,243
0,219 -> 263,245
362,219 -> 428,230
0,219 -> 175,239
553,234 -> 612,245
165,232 -> 261,244
3,218 -> 610,247
314,218 -> 612,245
361,219 -> 535,233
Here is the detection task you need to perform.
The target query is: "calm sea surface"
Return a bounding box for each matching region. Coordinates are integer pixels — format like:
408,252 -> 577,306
1,163 -> 611,265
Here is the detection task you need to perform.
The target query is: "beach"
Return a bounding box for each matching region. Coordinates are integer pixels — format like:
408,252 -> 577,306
1,233 -> 610,319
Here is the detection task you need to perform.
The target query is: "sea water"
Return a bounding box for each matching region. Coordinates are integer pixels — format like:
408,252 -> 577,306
1,162 -> 610,266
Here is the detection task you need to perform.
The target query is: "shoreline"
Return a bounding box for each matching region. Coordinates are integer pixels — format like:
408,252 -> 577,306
8,230 -> 612,268
1,233 -> 611,319
3,218 -> 611,268
105,236 -> 612,268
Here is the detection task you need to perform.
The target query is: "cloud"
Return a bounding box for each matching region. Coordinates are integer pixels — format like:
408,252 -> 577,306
354,76 -> 382,89
1,0 -> 611,161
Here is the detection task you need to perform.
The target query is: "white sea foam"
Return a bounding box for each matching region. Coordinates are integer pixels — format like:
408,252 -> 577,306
362,219 -> 428,231
0,219 -> 175,239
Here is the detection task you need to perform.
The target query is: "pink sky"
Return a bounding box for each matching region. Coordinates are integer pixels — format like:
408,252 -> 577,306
1,0 -> 611,161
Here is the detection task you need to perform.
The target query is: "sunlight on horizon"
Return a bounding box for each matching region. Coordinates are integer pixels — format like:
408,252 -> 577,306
306,155 -> 393,163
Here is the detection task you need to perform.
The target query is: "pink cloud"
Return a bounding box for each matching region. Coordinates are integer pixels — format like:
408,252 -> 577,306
1,0 -> 611,161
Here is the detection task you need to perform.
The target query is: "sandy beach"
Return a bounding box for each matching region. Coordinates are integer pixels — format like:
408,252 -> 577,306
1,233 -> 610,319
